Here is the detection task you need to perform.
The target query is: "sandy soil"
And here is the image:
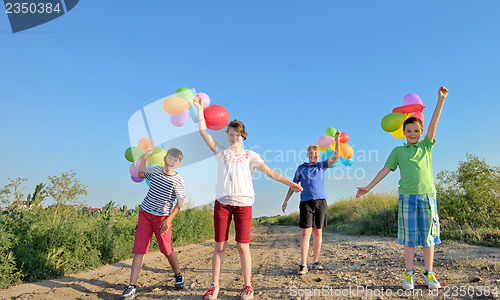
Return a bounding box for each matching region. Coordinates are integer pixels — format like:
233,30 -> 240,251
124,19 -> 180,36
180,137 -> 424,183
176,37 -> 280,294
1,225 -> 499,299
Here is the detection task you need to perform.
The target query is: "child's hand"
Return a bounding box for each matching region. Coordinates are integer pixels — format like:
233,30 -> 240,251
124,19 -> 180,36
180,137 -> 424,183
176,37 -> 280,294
438,86 -> 448,101
159,219 -> 171,235
193,95 -> 203,110
282,202 -> 287,213
335,130 -> 341,139
356,187 -> 370,198
290,182 -> 303,192
143,149 -> 153,158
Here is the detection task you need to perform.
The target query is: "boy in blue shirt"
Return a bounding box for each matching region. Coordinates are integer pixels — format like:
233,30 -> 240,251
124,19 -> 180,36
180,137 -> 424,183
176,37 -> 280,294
282,131 -> 340,275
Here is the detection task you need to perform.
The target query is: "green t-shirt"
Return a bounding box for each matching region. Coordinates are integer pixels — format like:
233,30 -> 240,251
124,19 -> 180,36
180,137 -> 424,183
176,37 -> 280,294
385,135 -> 436,195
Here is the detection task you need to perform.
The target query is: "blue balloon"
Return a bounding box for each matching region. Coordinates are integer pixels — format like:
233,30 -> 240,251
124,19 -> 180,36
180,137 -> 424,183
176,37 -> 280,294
189,105 -> 198,123
145,164 -> 160,186
340,157 -> 354,166
321,149 -> 338,168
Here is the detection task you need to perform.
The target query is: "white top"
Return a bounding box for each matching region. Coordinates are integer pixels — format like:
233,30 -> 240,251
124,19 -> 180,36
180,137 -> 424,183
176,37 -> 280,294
214,143 -> 264,206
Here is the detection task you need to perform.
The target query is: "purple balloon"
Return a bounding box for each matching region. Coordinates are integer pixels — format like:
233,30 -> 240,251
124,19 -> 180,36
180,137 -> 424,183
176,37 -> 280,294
129,160 -> 142,177
131,175 -> 144,183
170,108 -> 189,127
318,136 -> 335,148
196,92 -> 211,109
402,93 -> 423,106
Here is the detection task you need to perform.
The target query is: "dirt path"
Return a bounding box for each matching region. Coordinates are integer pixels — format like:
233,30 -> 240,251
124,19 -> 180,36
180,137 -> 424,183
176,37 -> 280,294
2,225 -> 499,299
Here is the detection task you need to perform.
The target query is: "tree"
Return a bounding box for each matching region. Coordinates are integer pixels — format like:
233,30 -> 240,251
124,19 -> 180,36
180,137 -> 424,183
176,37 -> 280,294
26,183 -> 47,208
46,171 -> 87,206
0,178 -> 28,208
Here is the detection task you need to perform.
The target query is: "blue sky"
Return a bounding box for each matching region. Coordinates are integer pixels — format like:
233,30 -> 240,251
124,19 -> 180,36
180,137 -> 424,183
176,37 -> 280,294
1,1 -> 499,217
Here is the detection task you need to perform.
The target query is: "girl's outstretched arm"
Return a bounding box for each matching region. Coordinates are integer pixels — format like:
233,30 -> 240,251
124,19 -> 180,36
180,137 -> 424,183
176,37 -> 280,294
356,166 -> 391,198
426,86 -> 448,141
256,163 -> 303,192
193,96 -> 217,153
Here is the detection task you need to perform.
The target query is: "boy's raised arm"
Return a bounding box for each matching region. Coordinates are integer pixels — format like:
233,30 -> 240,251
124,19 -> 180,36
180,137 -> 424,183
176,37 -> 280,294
328,130 -> 341,167
426,86 -> 448,142
138,149 -> 153,178
193,96 -> 217,153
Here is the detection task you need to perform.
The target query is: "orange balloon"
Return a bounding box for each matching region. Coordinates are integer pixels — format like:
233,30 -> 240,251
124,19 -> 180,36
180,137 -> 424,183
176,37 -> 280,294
163,96 -> 190,115
340,143 -> 354,159
137,138 -> 153,152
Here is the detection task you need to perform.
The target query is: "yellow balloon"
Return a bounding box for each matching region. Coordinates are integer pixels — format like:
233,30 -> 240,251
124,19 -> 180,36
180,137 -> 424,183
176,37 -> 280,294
340,143 -> 354,159
163,96 -> 190,115
319,146 -> 330,152
390,114 -> 411,139
330,142 -> 337,151
147,154 -> 165,166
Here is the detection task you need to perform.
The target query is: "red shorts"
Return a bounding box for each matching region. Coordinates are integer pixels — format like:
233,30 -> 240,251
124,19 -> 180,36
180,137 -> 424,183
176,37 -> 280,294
132,210 -> 173,255
214,200 -> 252,243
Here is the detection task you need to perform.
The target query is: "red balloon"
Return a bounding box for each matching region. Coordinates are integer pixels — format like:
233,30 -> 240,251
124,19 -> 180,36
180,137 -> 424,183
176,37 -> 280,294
339,132 -> 349,143
392,104 -> 425,114
204,105 -> 230,130
411,111 -> 424,125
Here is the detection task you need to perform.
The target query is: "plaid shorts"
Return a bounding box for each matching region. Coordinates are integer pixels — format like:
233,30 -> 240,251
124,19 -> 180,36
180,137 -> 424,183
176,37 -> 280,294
398,194 -> 441,247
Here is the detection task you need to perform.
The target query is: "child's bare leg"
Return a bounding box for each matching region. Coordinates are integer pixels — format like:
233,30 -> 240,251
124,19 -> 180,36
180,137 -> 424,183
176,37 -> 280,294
212,241 -> 227,286
404,246 -> 416,270
312,228 -> 322,263
236,242 -> 252,286
422,246 -> 434,271
301,228 -> 312,265
130,254 -> 145,285
166,251 -> 181,274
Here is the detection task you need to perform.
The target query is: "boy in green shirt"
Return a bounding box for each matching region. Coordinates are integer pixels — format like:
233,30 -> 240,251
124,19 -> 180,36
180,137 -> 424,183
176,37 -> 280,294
357,86 -> 449,290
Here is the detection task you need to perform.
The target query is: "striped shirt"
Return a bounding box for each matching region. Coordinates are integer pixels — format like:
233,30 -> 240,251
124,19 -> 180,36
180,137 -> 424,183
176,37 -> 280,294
141,166 -> 186,216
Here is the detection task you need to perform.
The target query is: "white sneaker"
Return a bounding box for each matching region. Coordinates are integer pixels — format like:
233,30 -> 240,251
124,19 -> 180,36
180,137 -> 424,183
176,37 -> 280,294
402,272 -> 414,290
298,264 -> 308,275
423,272 -> 441,289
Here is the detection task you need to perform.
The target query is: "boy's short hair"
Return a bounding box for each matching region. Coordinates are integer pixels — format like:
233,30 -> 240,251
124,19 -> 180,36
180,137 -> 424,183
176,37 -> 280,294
307,144 -> 320,152
166,147 -> 183,162
403,117 -> 424,132
227,120 -> 247,140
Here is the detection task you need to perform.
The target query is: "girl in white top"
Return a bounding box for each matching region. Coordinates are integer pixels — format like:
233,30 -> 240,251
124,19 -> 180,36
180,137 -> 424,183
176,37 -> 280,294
193,96 -> 302,300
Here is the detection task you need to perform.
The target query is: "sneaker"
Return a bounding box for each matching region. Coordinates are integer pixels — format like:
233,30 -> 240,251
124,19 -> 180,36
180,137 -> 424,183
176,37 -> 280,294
298,264 -> 308,275
121,285 -> 137,299
402,272 -> 414,290
202,283 -> 220,300
174,273 -> 184,290
240,285 -> 254,300
312,261 -> 324,270
423,272 -> 441,289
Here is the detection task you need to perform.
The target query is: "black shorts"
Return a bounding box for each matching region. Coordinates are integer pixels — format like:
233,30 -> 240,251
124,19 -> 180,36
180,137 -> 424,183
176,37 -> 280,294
299,199 -> 327,229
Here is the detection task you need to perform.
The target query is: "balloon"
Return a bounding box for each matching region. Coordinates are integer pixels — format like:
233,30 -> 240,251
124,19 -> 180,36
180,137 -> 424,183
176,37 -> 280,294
196,92 -> 211,109
339,132 -> 349,143
147,149 -> 166,166
129,160 -> 142,177
321,149 -> 338,168
137,138 -> 153,152
124,146 -> 143,162
319,146 -> 330,152
392,104 -> 425,114
339,143 -> 354,159
152,148 -> 166,156
381,113 -> 406,132
340,157 -> 354,166
318,136 -> 334,148
163,96 -> 190,115
145,164 -> 160,186
175,87 -> 194,105
390,124 -> 406,139
131,175 -> 144,183
205,105 -> 230,130
402,93 -> 423,106
189,105 -> 198,123
411,111 -> 424,125
171,109 -> 189,127
325,127 -> 337,137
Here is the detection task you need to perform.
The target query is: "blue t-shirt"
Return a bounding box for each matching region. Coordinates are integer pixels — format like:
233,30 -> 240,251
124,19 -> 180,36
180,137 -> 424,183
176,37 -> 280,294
293,160 -> 329,202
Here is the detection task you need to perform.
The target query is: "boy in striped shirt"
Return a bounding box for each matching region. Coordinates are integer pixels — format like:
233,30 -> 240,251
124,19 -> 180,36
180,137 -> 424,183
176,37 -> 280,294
121,148 -> 186,299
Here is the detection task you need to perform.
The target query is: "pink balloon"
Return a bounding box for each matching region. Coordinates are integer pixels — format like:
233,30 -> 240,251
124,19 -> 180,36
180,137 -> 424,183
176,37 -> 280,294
318,136 -> 334,148
196,92 -> 211,109
131,175 -> 144,183
411,111 -> 424,125
170,108 -> 189,127
402,93 -> 423,106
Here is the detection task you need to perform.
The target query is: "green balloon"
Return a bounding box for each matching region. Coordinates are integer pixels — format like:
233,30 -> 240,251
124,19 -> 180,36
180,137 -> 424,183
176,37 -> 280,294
325,127 -> 337,137
381,113 -> 406,132
175,87 -> 194,105
124,147 -> 144,162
